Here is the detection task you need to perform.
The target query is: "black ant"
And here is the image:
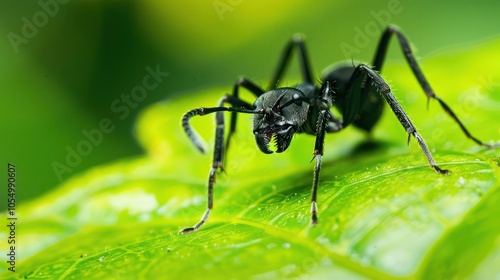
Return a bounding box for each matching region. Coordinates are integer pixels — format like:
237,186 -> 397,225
180,25 -> 499,234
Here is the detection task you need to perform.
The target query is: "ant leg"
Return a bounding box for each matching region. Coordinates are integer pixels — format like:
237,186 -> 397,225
371,25 -> 499,148
309,83 -> 337,225
344,64 -> 450,175
310,109 -> 329,225
268,35 -> 314,90
180,99 -> 259,234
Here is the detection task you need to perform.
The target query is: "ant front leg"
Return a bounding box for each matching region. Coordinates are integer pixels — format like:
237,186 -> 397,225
372,25 -> 499,148
180,95 -> 258,234
343,64 -> 450,175
310,109 -> 329,225
309,82 -> 337,225
180,97 -> 228,234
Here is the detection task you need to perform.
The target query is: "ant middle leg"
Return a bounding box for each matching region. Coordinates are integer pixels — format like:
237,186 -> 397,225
180,93 -> 260,234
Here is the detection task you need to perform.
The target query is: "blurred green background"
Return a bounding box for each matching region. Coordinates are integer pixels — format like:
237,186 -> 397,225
1,0 -> 499,209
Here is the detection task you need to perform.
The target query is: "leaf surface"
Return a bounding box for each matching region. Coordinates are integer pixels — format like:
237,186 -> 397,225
1,39 -> 500,280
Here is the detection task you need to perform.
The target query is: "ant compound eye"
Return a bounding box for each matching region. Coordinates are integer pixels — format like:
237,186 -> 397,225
253,99 -> 259,108
292,93 -> 300,100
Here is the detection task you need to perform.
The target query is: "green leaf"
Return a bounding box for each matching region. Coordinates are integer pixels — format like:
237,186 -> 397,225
2,39 -> 500,279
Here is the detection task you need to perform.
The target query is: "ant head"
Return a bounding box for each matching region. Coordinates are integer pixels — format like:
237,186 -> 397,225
252,88 -> 309,154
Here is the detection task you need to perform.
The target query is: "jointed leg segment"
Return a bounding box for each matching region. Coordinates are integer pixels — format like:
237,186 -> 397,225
372,25 -> 499,148
268,35 -> 314,89
180,93 -> 261,234
345,64 -> 450,174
